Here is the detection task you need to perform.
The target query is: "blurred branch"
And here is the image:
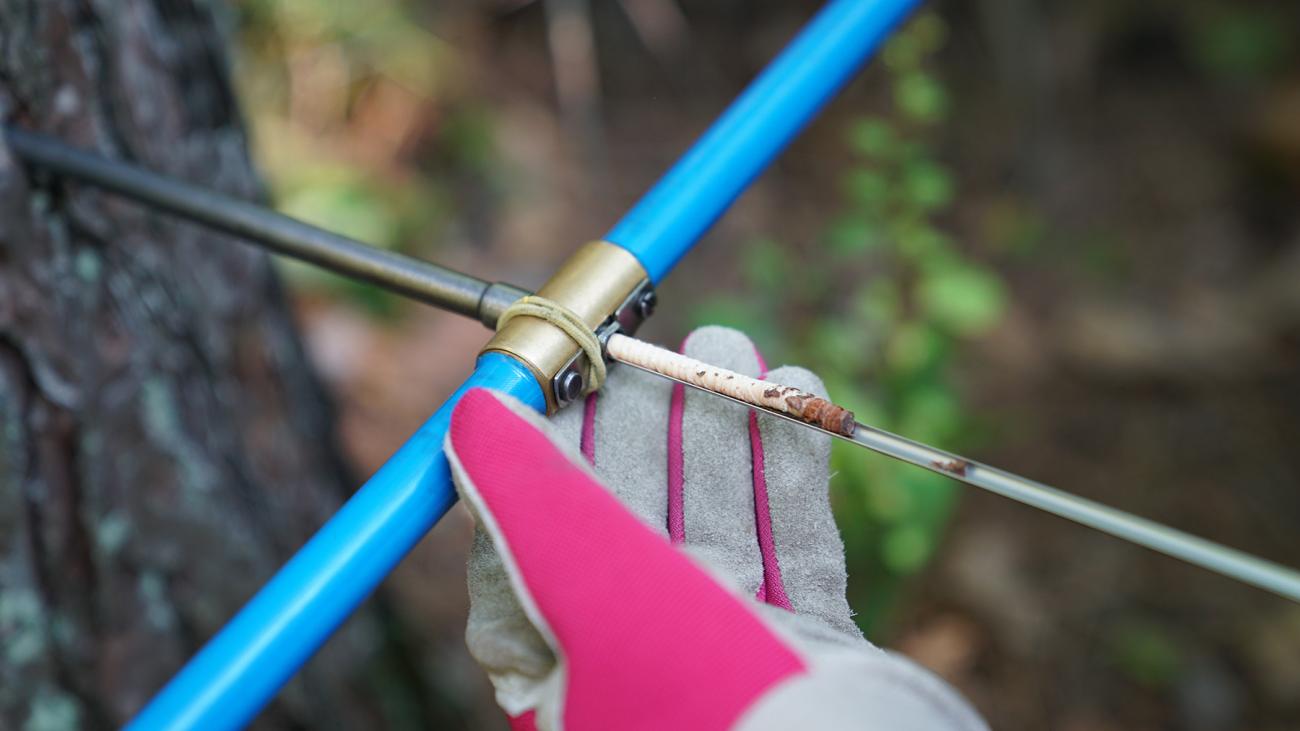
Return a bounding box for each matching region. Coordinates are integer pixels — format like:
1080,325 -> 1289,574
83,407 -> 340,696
543,0 -> 609,190
618,0 -> 690,66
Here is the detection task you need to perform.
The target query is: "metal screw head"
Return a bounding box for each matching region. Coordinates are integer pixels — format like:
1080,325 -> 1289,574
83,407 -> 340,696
556,370 -> 584,404
636,290 -> 658,319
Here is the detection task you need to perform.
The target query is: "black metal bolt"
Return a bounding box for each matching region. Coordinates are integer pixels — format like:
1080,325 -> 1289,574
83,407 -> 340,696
556,370 -> 584,404
636,290 -> 658,319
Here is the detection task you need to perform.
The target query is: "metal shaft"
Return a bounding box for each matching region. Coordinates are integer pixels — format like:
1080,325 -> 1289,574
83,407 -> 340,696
3,126 -> 526,326
845,423 -> 1300,602
614,357 -> 1300,603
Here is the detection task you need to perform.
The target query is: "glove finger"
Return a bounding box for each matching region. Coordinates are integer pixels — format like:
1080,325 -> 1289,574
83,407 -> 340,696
578,362 -> 674,535
464,372 -> 672,718
678,326 -> 766,598
754,365 -> 861,640
465,399 -> 565,715
465,525 -> 554,682
447,387 -> 806,730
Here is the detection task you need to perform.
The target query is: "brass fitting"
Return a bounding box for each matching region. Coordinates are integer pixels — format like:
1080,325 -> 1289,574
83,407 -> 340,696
482,240 -> 649,413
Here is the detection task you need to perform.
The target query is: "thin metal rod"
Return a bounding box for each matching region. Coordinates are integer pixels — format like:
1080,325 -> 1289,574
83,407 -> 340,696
613,354 -> 1300,604
843,422 -> 1300,603
2,126 -> 526,325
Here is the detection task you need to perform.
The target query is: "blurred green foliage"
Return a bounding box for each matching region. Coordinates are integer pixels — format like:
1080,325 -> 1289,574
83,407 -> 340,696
233,0 -> 496,315
1189,5 -> 1293,82
1108,621 -> 1185,688
693,13 -> 1007,632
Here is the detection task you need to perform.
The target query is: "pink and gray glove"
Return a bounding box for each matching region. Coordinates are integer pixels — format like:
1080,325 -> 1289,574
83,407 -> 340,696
446,326 -> 987,730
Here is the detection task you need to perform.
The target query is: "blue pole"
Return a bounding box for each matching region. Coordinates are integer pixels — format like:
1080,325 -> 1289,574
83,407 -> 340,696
607,0 -> 918,282
129,1 -> 916,727
127,354 -> 544,731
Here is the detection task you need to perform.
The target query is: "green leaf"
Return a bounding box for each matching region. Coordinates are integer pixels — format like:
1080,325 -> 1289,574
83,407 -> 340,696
886,321 -> 943,373
278,173 -> 398,249
842,168 -> 891,210
902,160 -> 954,211
1109,622 -> 1185,688
274,259 -> 398,317
897,466 -> 958,522
441,105 -> 497,170
869,479 -> 910,523
821,375 -> 886,428
883,33 -> 921,71
918,264 -> 1007,336
829,445 -> 870,503
911,13 -> 948,54
742,237 -> 788,292
883,524 -> 931,574
896,222 -> 954,263
1192,9 -> 1290,81
828,217 -> 882,255
810,320 -> 868,367
848,118 -> 896,159
897,384 -> 962,444
895,72 -> 948,124
853,280 -> 901,328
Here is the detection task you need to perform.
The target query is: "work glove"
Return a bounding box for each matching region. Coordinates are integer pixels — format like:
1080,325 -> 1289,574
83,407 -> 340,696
446,326 -> 987,730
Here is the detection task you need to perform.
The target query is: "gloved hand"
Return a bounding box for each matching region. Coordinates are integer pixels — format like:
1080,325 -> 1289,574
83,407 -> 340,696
446,326 -> 986,730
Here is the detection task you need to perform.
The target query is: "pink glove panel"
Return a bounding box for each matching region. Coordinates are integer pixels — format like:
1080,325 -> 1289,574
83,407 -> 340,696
448,388 -> 807,730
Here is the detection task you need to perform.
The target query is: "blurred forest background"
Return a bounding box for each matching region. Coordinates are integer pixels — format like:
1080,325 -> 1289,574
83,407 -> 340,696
231,0 -> 1300,728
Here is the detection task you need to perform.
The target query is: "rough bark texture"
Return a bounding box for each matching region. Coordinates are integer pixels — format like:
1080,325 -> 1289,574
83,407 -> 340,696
0,2 -> 437,728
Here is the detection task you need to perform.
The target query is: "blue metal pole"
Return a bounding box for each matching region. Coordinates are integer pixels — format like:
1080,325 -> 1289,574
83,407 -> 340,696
607,0 -> 918,282
129,1 -> 916,727
127,354 -> 544,731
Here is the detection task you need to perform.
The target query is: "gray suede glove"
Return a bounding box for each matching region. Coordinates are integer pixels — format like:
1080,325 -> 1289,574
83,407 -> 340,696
450,326 -> 987,730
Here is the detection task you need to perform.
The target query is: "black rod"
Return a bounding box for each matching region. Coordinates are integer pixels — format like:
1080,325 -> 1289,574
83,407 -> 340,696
3,127 -> 526,325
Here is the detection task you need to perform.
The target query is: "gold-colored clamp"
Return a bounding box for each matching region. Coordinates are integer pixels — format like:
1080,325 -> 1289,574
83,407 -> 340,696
481,240 -> 653,414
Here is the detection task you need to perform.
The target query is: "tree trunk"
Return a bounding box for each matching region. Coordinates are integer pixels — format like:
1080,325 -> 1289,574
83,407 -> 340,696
0,2 -> 439,728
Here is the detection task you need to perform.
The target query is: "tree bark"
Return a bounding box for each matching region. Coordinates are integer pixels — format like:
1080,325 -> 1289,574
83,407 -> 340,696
0,2 -> 437,728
